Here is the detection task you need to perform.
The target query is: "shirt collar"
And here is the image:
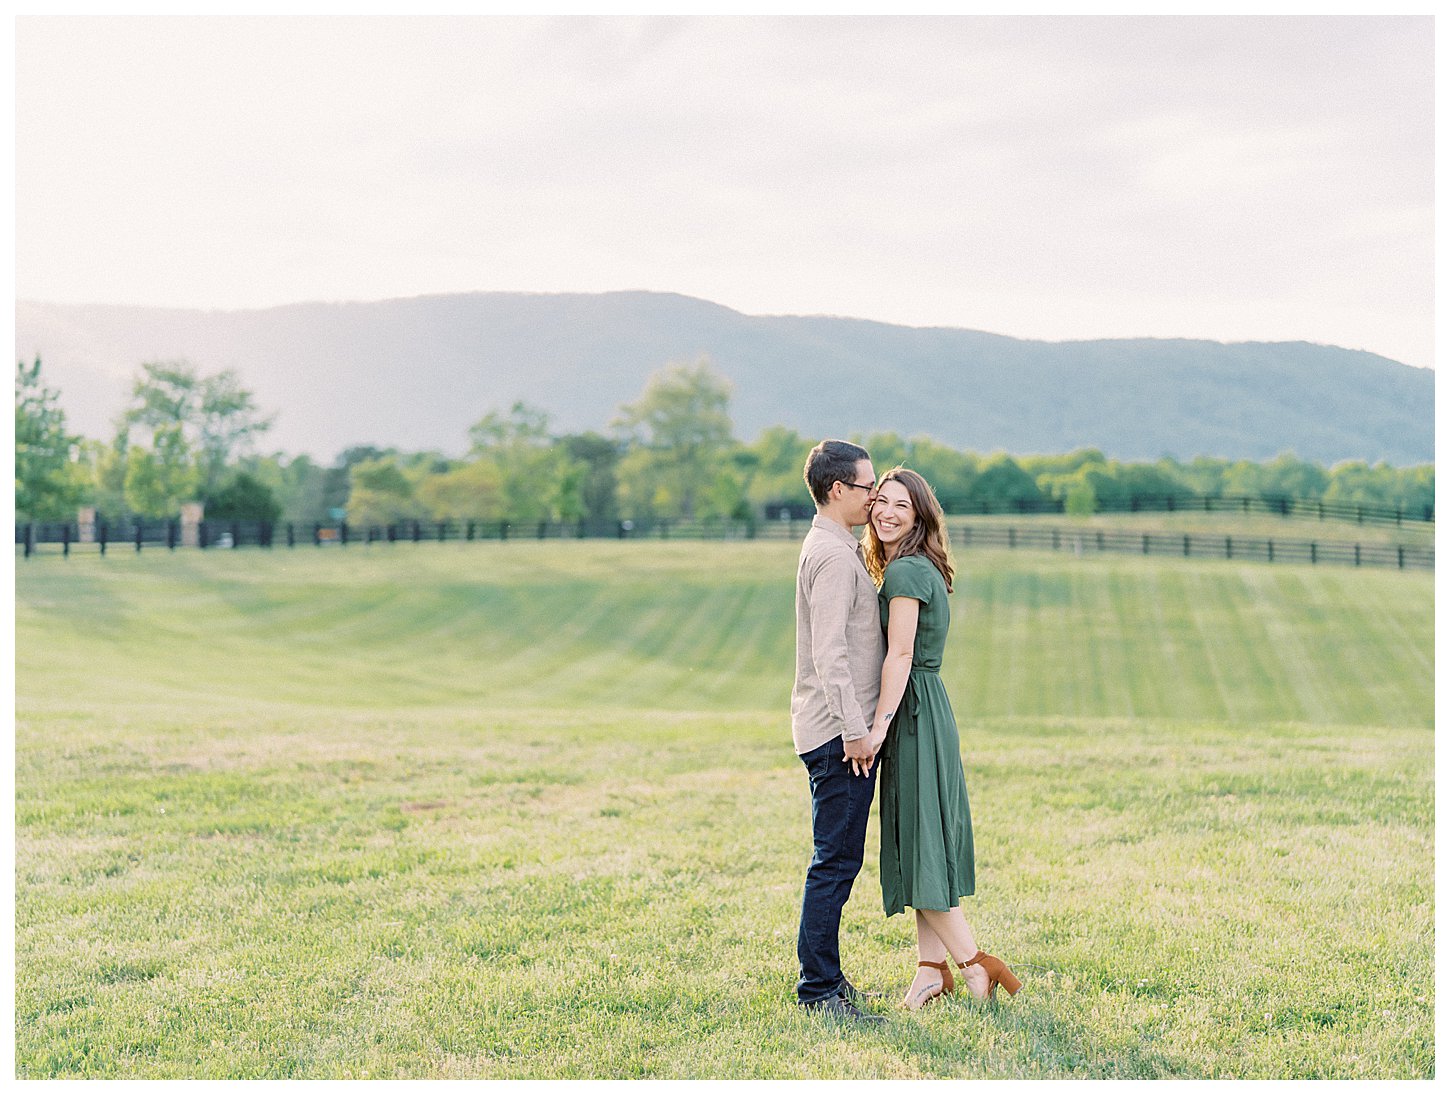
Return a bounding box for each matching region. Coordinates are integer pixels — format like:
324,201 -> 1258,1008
811,513 -> 864,550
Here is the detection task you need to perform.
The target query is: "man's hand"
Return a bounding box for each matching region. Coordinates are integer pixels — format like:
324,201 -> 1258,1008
842,733 -> 876,777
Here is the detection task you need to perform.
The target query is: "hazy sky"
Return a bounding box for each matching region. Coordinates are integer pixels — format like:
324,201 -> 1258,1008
14,15 -> 1435,368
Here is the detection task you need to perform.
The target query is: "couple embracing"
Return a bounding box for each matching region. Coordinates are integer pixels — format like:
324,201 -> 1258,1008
792,439 -> 1019,1021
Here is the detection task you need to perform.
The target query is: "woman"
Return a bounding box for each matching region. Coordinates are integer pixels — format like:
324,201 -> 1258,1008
861,467 -> 1020,1009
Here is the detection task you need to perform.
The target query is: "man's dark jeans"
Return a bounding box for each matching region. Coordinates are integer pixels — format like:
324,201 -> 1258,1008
797,735 -> 878,1004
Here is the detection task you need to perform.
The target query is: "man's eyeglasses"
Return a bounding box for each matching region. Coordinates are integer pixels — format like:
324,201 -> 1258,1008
840,481 -> 877,495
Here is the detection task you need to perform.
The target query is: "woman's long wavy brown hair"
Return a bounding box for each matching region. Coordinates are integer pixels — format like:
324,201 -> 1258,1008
862,466 -> 955,592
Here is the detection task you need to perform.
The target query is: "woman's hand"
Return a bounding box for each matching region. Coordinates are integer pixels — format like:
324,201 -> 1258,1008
867,722 -> 889,757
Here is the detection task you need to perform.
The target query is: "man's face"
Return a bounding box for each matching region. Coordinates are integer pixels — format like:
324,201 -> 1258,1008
842,459 -> 877,526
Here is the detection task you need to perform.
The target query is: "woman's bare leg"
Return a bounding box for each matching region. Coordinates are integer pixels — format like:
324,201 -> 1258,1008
917,906 -> 990,998
903,912 -> 951,1008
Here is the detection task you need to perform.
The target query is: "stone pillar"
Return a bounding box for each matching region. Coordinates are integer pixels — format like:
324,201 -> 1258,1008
180,502 -> 204,548
77,506 -> 97,543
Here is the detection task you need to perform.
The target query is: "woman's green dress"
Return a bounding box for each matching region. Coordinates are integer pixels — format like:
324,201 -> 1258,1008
877,554 -> 975,915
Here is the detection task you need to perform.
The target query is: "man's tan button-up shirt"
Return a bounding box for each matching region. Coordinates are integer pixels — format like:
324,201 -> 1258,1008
791,515 -> 886,755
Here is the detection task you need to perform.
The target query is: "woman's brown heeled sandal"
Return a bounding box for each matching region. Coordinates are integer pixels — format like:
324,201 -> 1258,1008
958,951 -> 1022,1001
904,959 -> 955,1010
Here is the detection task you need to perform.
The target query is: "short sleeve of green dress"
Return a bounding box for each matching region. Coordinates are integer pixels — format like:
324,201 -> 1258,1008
877,554 -> 976,914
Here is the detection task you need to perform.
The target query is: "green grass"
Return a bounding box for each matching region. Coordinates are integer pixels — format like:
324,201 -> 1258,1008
14,542 -> 1434,1078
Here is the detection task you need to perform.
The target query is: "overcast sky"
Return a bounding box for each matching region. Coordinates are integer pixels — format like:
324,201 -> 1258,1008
14,15 -> 1435,368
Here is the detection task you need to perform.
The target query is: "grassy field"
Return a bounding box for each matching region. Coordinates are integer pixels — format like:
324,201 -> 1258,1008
13,541 -> 1434,1078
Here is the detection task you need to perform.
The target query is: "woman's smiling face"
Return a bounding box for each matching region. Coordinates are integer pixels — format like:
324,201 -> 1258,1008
870,478 -> 915,550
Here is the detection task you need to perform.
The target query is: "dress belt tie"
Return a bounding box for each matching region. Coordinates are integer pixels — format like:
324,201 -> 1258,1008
895,666 -> 940,735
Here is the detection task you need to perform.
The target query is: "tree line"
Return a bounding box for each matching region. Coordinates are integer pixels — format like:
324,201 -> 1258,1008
16,355 -> 1435,527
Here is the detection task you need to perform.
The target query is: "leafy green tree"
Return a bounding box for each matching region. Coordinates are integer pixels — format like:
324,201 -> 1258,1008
1393,465 -> 1435,517
900,437 -> 977,512
69,436 -> 132,517
964,454 -> 1045,512
15,357 -> 83,520
118,361 -> 275,506
240,452 -> 330,525
853,431 -> 908,474
416,460 -> 504,522
743,426 -> 814,514
613,359 -> 736,520
1021,448 -> 1109,480
345,457 -> 430,527
206,472 -> 282,524
468,402 -> 580,522
122,423 -> 198,517
322,446 -> 389,517
560,432 -> 622,525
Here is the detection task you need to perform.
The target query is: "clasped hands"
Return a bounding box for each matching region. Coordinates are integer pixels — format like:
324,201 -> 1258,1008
843,722 -> 890,776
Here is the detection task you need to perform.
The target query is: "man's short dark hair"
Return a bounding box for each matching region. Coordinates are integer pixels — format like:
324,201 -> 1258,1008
804,439 -> 871,506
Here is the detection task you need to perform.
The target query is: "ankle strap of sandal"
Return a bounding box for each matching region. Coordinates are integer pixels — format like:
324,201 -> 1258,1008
958,951 -> 986,969
918,960 -> 950,971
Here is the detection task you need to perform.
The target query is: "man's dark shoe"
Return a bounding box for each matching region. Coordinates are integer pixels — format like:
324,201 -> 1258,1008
839,976 -> 883,1004
799,993 -> 887,1025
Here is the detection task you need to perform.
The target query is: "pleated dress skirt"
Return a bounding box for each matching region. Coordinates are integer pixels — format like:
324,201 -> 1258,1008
878,667 -> 976,916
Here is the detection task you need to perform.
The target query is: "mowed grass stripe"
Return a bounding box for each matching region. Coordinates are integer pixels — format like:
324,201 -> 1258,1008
1305,570 -> 1433,727
1243,570 -> 1347,726
16,543 -> 1433,727
1141,569 -> 1224,721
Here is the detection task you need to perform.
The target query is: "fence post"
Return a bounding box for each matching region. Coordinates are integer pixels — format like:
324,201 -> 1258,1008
340,521 -> 349,546
1354,544 -> 1361,567
1007,528 -> 1015,549
1142,533 -> 1149,555
1052,529 -> 1059,551
1226,536 -> 1232,559
1356,506 -> 1364,525
199,522 -> 208,550
1398,546 -> 1405,570
24,523 -> 34,558
62,523 -> 71,558
1310,542 -> 1317,564
286,523 -> 295,547
99,521 -> 108,556
1268,540 -> 1274,562
231,521 -> 240,548
136,523 -> 144,553
438,521 -> 447,543
167,521 -> 177,550
466,521 -> 475,542
1183,535 -> 1190,557
261,522 -> 273,548
500,521 -> 509,541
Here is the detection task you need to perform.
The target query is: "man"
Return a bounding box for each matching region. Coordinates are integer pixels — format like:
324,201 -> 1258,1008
792,439 -> 887,1023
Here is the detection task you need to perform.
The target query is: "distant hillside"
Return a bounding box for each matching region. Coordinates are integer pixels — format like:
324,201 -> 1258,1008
14,291 -> 1434,465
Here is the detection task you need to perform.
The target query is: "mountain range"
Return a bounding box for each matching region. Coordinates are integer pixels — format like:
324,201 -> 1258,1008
14,291 -> 1434,465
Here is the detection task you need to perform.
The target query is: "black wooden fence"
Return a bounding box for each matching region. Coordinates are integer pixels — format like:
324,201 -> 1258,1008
958,493 -> 1431,526
16,515 -> 1433,571
948,523 -> 1432,571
